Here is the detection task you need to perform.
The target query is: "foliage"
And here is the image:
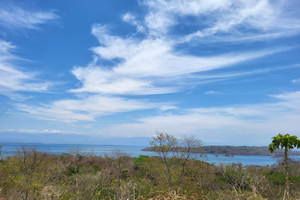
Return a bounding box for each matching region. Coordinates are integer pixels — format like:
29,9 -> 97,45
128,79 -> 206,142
269,134 -> 300,153
0,135 -> 299,199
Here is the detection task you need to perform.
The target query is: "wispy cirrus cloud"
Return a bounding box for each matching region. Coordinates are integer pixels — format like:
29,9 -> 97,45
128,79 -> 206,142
70,24 -> 291,96
15,95 -> 162,122
0,128 -> 76,134
0,40 -> 53,99
146,0 -> 300,43
66,0 -> 300,97
291,78 -> 300,84
204,90 -> 220,95
0,5 -> 59,100
0,6 -> 58,30
188,63 -> 300,81
122,13 -> 145,33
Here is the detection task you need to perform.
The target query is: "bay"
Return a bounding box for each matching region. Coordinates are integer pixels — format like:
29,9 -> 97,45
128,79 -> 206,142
1,143 -> 299,166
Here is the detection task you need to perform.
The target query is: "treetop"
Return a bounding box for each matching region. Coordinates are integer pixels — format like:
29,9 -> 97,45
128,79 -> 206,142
269,133 -> 300,153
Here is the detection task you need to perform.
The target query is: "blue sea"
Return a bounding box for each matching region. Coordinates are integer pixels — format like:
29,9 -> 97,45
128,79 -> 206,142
1,143 -> 299,166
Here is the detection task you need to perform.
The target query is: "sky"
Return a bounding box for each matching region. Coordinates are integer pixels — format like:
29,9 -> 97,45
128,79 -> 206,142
0,0 -> 300,146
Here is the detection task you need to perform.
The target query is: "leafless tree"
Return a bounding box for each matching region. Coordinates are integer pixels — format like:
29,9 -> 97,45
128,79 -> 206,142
150,132 -> 178,186
177,135 -> 202,173
111,149 -> 130,178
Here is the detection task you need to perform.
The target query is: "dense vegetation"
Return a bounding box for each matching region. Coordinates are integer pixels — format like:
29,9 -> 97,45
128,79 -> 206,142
0,147 -> 299,199
142,145 -> 300,156
0,133 -> 300,199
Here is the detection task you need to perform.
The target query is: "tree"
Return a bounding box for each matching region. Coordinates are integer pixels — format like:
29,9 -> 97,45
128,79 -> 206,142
111,149 -> 130,178
150,132 -> 178,186
150,133 -> 203,186
0,145 -> 2,160
178,135 -> 202,174
269,133 -> 300,200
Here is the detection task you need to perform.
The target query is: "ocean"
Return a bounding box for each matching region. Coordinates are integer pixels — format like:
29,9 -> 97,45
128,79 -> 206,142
1,143 -> 299,166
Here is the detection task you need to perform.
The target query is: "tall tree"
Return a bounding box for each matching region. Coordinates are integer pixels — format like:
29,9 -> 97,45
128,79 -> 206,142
150,133 -> 202,186
269,133 -> 300,200
150,132 -> 178,186
178,136 -> 202,174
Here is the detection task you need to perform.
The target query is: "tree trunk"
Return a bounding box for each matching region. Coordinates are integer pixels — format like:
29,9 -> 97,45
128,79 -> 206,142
164,161 -> 172,186
283,147 -> 289,200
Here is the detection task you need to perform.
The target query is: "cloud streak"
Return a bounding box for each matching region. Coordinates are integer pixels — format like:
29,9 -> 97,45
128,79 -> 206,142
291,78 -> 300,84
98,91 -> 300,145
0,6 -> 59,99
70,23 -> 291,96
67,0 -> 300,97
0,40 -> 52,99
0,6 -> 58,30
0,128 -> 76,134
16,95 -> 161,122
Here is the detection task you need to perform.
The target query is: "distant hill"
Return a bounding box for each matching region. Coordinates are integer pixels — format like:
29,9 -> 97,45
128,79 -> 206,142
142,145 -> 300,156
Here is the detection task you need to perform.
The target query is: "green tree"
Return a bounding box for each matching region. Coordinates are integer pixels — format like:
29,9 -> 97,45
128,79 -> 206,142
269,133 -> 300,200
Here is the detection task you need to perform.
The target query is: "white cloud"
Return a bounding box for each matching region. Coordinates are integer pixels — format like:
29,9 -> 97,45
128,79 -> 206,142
64,0 -> 299,98
114,44 -> 288,77
140,0 -> 300,42
68,0 -> 300,97
142,0 -> 230,35
0,40 -> 52,98
186,0 -> 278,37
204,90 -> 220,95
189,63 -> 300,81
0,6 -> 58,99
144,10 -> 174,36
70,24 -> 290,96
159,105 -> 177,111
16,95 -> 161,122
188,30 -> 300,44
98,91 -> 300,145
291,78 -> 300,84
122,13 -> 145,32
0,40 -> 16,55
10,0 -> 300,134
0,6 -> 58,30
71,64 -> 177,95
0,128 -> 76,134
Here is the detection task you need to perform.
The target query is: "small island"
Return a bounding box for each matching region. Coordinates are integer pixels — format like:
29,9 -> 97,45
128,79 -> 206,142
142,145 -> 300,156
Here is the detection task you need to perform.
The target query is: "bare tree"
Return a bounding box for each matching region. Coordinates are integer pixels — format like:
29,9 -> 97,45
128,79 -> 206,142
0,145 -> 3,161
150,132 -> 178,186
67,148 -> 86,192
177,135 -> 202,173
15,146 -> 41,200
111,149 -> 130,178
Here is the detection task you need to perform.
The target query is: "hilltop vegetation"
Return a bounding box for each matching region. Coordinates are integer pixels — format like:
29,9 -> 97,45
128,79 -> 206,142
0,146 -> 300,199
0,135 -> 300,199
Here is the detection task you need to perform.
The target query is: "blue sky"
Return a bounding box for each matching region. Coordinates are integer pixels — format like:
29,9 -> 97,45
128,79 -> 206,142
0,0 -> 300,145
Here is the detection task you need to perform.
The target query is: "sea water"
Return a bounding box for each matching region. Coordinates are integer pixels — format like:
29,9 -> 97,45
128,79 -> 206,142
1,143 -> 299,166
